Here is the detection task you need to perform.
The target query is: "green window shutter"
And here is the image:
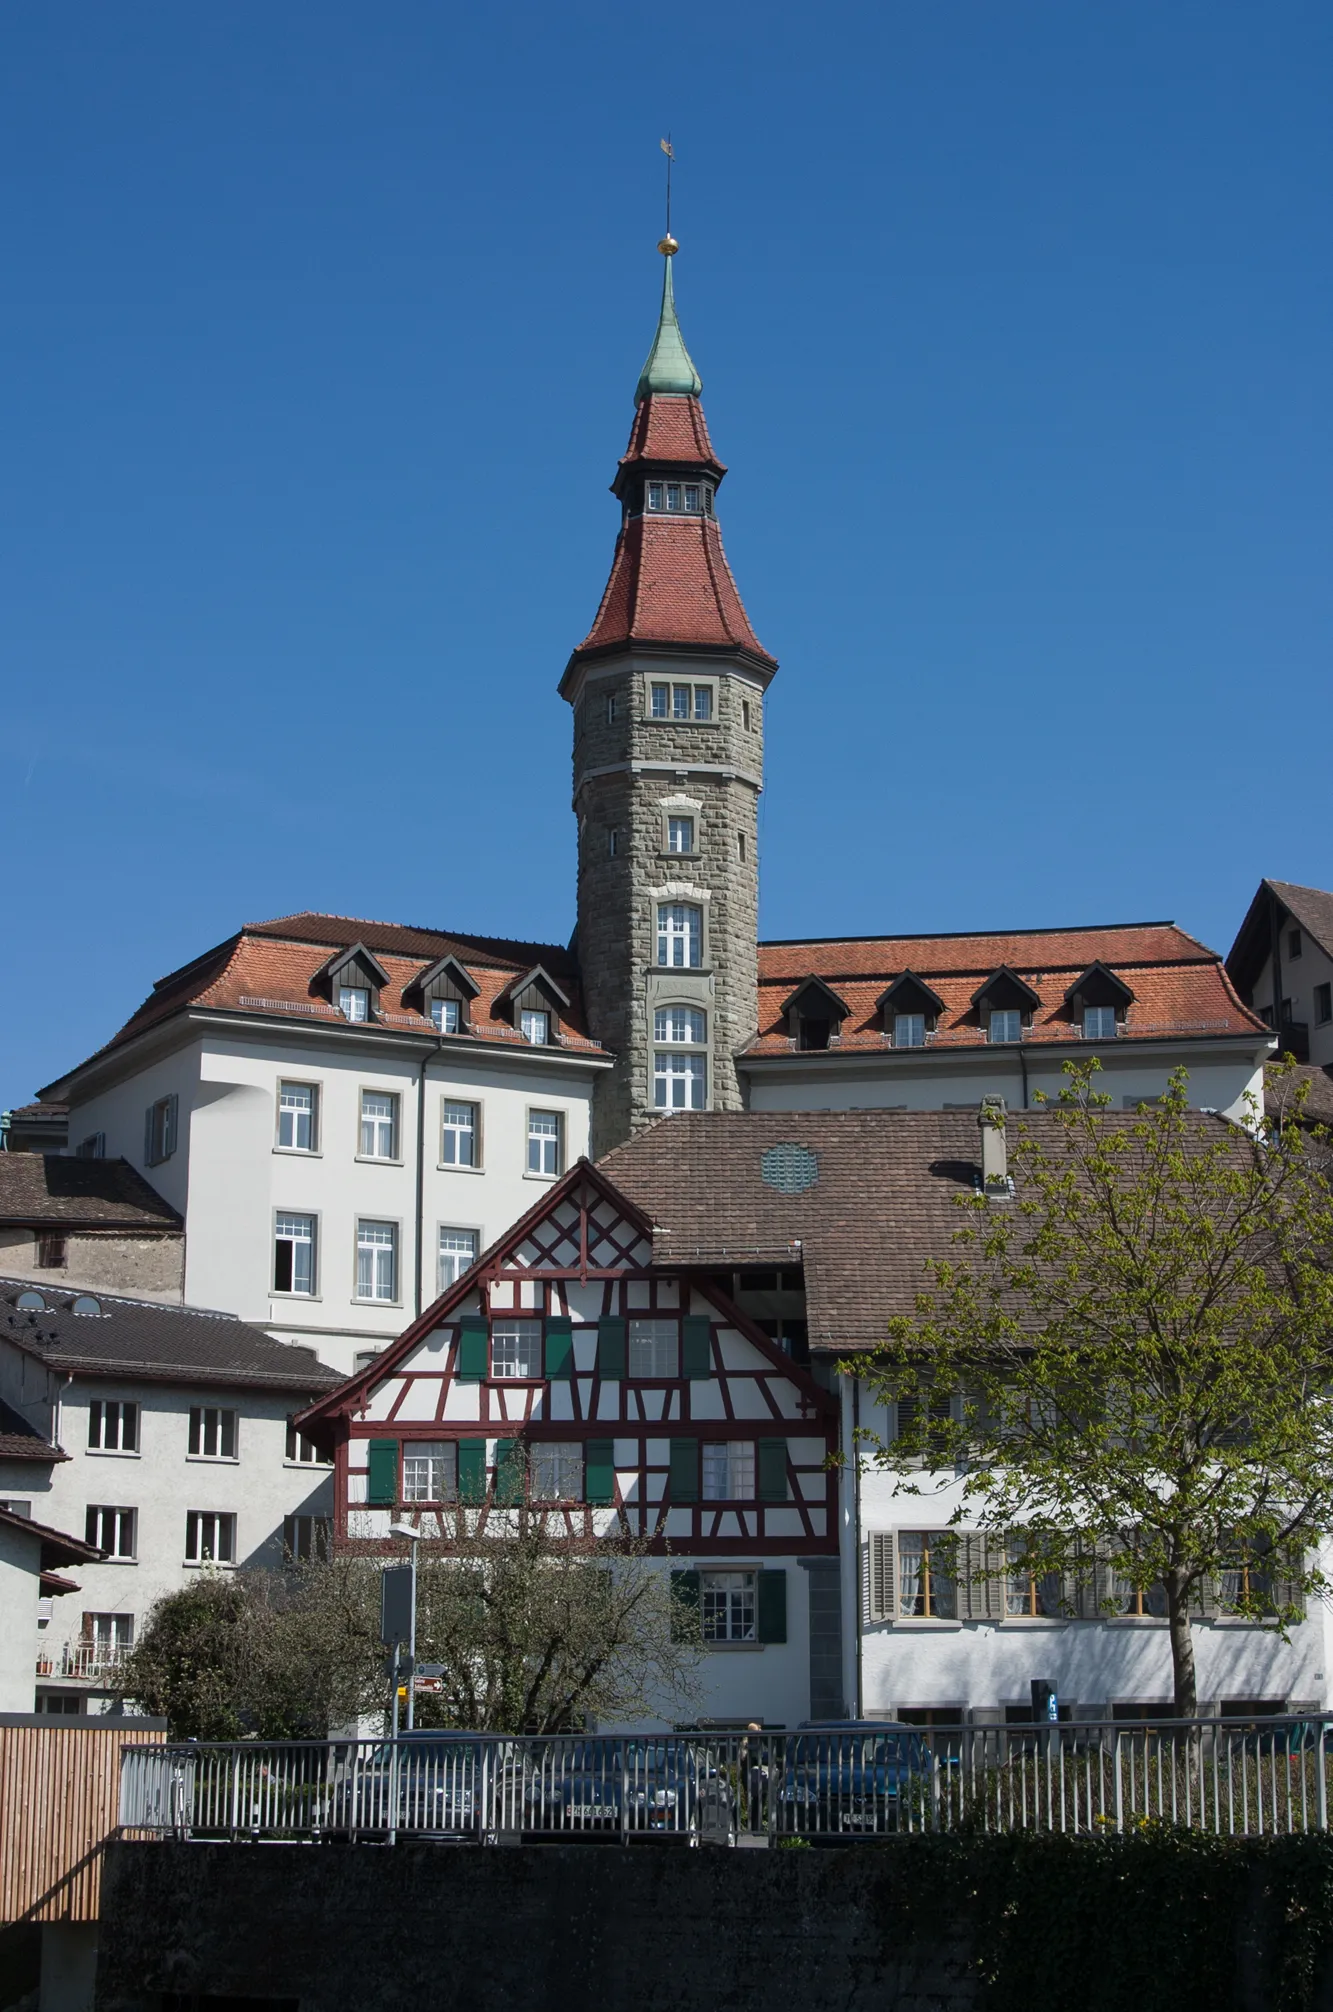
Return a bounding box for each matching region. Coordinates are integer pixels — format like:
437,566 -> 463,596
366,1439 -> 398,1507
670,1569 -> 701,1642
757,1438 -> 789,1503
458,1438 -> 486,1503
596,1316 -> 626,1379
669,1437 -> 699,1503
544,1317 -> 574,1380
456,1315 -> 488,1382
495,1438 -> 524,1506
681,1315 -> 712,1380
585,1439 -> 616,1505
757,1568 -> 787,1644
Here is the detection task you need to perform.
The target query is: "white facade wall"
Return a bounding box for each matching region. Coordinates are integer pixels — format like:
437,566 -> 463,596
0,1519 -> 49,1712
1248,942 -> 1333,1069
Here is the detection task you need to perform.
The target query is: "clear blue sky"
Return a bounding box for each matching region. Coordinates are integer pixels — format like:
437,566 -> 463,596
4,2 -> 1330,1107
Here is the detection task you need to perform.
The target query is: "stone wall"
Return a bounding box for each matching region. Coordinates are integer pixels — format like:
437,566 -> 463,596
0,1229 -> 183,1301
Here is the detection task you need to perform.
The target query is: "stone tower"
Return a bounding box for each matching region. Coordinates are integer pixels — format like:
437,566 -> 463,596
561,243 -> 778,1155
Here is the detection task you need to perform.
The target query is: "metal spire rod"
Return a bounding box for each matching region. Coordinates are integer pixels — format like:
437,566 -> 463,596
661,135 -> 674,242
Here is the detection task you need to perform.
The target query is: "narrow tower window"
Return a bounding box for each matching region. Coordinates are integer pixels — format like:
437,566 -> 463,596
667,817 -> 694,854
657,904 -> 703,969
737,832 -> 746,863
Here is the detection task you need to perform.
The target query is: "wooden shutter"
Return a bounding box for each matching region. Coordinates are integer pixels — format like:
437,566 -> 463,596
544,1317 -> 574,1380
681,1315 -> 712,1380
865,1533 -> 896,1622
585,1439 -> 616,1505
458,1438 -> 486,1503
669,1437 -> 699,1503
1271,1547 -> 1306,1619
494,1439 -> 524,1505
757,1568 -> 787,1643
456,1315 -> 488,1381
757,1438 -> 789,1503
143,1106 -> 154,1166
959,1534 -> 1005,1621
670,1569 -> 700,1641
366,1438 -> 398,1506
596,1316 -> 626,1379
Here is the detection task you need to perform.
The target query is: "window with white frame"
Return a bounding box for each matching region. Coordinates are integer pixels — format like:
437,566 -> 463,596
702,1442 -> 755,1501
650,681 -> 670,718
1083,1005 -> 1118,1040
527,1109 -> 562,1176
655,1005 -> 707,1046
85,1506 -> 136,1559
286,1418 -> 332,1465
894,1013 -> 926,1049
438,1228 -> 478,1292
283,1515 -> 332,1562
531,1442 -> 583,1502
1106,1566 -> 1168,1618
491,1320 -> 542,1379
88,1400 -> 138,1453
657,903 -> 702,968
667,816 -> 695,854
274,1214 -> 316,1296
81,1612 -> 134,1662
188,1407 -> 237,1460
430,998 -> 461,1033
339,985 -> 370,1022
441,1101 -> 478,1168
521,1009 -> 550,1045
360,1090 -> 399,1159
701,1570 -> 756,1643
277,1081 -> 318,1152
605,691 -> 618,725
988,1009 -> 1023,1045
185,1511 -> 236,1564
144,1094 -> 178,1166
628,1317 -> 678,1378
402,1441 -> 457,1503
897,1532 -> 957,1618
356,1220 -> 398,1302
654,1050 -> 707,1111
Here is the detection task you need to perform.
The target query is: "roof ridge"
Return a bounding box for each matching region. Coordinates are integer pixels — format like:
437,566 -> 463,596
759,920 -> 1184,948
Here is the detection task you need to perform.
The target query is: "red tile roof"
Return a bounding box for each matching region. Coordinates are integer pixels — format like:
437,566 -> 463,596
747,922 -> 1268,1058
575,511 -> 775,667
618,393 -> 724,473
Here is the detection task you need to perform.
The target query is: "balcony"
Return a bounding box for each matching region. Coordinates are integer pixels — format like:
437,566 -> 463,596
37,1642 -> 131,1681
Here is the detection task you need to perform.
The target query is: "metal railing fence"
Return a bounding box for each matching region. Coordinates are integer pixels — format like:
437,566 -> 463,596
118,1715 -> 1333,1847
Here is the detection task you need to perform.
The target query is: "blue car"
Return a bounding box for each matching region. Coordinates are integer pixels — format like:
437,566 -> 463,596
777,1721 -> 935,1835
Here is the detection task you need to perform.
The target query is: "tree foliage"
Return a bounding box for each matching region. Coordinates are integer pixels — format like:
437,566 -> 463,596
858,1061 -> 1333,1714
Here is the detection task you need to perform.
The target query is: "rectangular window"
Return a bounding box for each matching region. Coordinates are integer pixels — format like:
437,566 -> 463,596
185,1511 -> 236,1564
430,997 -> 461,1033
144,1094 -> 178,1166
672,683 -> 691,719
655,1005 -> 706,1044
1315,983 -> 1331,1026
1106,1568 -> 1168,1618
666,483 -> 682,512
36,1232 -> 67,1269
402,1441 -> 457,1503
81,1613 -> 134,1663
1289,928 -> 1303,959
356,1220 -> 398,1302
527,1109 -> 563,1176
647,481 -> 664,512
85,1506 -> 136,1559
491,1319 -> 542,1380
188,1407 -> 238,1460
683,483 -> 700,511
274,1213 -> 316,1296
1083,1005 -> 1118,1040
520,1009 -> 550,1045
604,692 -> 617,725
1220,1545 -> 1278,1616
531,1441 -> 583,1502
283,1514 -> 332,1562
339,985 -> 370,1022
657,903 -> 702,968
76,1133 -> 106,1159
285,1418 -> 332,1465
650,681 -> 670,718
742,699 -> 752,731
667,816 -> 694,853
701,1570 -> 756,1644
1004,1537 -> 1066,1617
897,1532 -> 957,1618
608,828 -> 619,858
988,1009 -> 1023,1044
693,686 -> 713,721
654,1050 -> 707,1110
894,1012 -> 925,1048
438,1228 -> 478,1292
441,1101 -> 478,1168
702,1442 -> 755,1501
359,1090 -> 399,1159
628,1317 -> 678,1378
88,1401 -> 138,1453
277,1081 -> 318,1152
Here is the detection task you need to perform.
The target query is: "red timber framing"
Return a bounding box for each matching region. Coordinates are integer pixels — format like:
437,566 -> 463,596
297,1160 -> 839,1560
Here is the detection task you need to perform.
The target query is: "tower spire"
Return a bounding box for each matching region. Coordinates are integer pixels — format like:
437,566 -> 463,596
635,143 -> 701,404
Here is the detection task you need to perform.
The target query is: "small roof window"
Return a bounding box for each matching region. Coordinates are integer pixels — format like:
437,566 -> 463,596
71,1295 -> 104,1317
15,1290 -> 46,1312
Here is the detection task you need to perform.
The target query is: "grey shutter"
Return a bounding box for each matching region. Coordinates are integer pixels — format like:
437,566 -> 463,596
757,1569 -> 787,1644
865,1533 -> 896,1622
960,1534 -> 1004,1621
597,1316 -> 627,1379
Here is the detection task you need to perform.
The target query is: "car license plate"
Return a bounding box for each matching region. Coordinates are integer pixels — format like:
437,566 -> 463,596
570,1803 -> 610,1818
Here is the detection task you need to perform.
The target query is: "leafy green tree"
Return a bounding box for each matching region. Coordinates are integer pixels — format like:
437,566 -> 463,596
859,1062 -> 1333,1715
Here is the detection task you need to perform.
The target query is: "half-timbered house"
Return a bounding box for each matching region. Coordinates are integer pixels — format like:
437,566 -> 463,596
297,1162 -> 841,1729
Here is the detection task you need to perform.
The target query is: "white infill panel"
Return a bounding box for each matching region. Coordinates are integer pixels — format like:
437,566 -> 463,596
572,1331 -> 597,1372
727,1382 -> 775,1421
765,1509 -> 806,1539
565,1283 -> 605,1323
548,1384 -> 575,1422
613,1439 -> 637,1466
347,1472 -> 367,1505
640,1390 -> 666,1422
646,1474 -> 666,1501
595,1385 -> 619,1421
395,1379 -> 444,1421
797,1471 -> 827,1501
645,1438 -> 670,1467
490,1280 -> 516,1310
519,1279 -> 541,1310
663,1509 -> 693,1539
657,1278 -> 680,1307
788,1437 -> 826,1464
687,1383 -> 726,1420
769,1384 -> 808,1418
364,1381 -> 406,1423
442,1384 -> 482,1422
717,1329 -> 771,1371
626,1280 -> 651,1309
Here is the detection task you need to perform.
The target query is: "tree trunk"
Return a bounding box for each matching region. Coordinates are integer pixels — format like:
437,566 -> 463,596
1165,1571 -> 1197,1716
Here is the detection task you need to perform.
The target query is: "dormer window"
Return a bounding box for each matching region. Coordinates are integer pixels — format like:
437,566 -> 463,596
1083,1005 -> 1118,1040
989,1009 -> 1023,1044
781,975 -> 851,1052
894,1012 -> 926,1049
878,971 -> 946,1047
971,967 -> 1041,1045
1063,963 -> 1134,1041
646,480 -> 705,514
430,998 -> 460,1034
317,941 -> 390,1024
496,963 -> 570,1043
521,1009 -> 550,1046
339,985 -> 369,1022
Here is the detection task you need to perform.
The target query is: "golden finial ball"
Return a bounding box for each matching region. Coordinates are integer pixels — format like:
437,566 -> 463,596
657,234 -> 679,256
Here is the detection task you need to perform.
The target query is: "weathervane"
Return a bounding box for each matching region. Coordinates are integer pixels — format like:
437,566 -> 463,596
658,135 -> 678,256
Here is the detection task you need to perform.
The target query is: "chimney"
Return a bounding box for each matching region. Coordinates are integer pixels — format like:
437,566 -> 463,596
979,1095 -> 1009,1197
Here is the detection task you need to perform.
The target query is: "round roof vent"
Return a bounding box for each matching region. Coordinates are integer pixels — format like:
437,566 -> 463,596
71,1295 -> 103,1317
15,1290 -> 46,1313
760,1143 -> 819,1195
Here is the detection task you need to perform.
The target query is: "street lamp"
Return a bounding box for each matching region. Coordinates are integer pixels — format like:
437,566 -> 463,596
388,1521 -> 420,1731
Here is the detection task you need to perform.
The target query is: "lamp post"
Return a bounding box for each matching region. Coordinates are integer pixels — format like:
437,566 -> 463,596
388,1522 -> 421,1731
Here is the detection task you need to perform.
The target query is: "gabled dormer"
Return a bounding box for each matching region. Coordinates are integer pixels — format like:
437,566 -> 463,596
314,943 -> 392,1024
406,954 -> 481,1035
970,967 -> 1041,1045
1062,962 -> 1134,1041
781,976 -> 851,1053
877,971 -> 947,1049
495,965 -> 571,1048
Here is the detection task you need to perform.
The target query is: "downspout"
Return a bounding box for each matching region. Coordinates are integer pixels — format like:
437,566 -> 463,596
1268,892 -> 1285,1051
852,1372 -> 863,1718
414,1038 -> 443,1320
1018,1042 -> 1029,1110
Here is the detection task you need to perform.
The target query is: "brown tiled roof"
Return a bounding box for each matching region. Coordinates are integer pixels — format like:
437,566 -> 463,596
1266,883 -> 1333,960
1265,1063 -> 1333,1128
598,1107 -> 1247,1352
0,1501 -> 102,1570
0,1156 -> 180,1230
746,922 -> 1267,1058
0,1397 -> 66,1463
7,1102 -> 67,1121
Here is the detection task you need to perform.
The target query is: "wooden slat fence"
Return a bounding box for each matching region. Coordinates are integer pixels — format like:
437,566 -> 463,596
0,1724 -> 161,1923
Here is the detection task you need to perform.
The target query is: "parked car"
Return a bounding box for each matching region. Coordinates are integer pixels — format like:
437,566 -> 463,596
333,1732 -> 513,1838
524,1738 -> 718,1839
776,1721 -> 936,1836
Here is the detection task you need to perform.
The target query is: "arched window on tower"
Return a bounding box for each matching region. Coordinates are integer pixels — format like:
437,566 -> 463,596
653,1006 -> 708,1110
657,903 -> 702,969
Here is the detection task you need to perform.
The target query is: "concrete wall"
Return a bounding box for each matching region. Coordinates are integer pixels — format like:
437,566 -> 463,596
1248,940 -> 1333,1069
0,1521 -> 45,1712
0,1229 -> 182,1302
